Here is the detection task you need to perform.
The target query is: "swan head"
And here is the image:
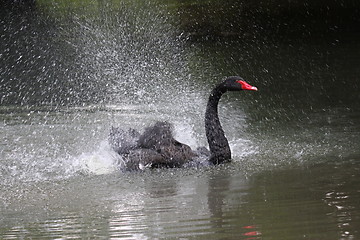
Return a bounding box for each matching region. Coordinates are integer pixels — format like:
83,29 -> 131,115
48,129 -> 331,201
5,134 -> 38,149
223,76 -> 258,91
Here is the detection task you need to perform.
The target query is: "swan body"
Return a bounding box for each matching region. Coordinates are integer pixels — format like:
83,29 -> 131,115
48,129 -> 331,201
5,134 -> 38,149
109,76 -> 257,170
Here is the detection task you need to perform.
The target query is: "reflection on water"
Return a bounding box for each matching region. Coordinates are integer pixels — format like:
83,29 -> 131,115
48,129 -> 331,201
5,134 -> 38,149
247,159 -> 360,239
1,161 -> 358,239
1,0 -> 360,239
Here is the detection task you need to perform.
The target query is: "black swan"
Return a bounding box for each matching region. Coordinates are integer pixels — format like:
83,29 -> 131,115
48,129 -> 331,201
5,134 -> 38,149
109,76 -> 257,170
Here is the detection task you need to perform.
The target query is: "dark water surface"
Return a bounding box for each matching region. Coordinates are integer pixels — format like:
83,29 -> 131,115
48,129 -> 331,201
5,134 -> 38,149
1,1 -> 360,239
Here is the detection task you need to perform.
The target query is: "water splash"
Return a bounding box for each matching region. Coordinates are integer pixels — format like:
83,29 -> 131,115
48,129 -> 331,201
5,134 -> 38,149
76,140 -> 120,175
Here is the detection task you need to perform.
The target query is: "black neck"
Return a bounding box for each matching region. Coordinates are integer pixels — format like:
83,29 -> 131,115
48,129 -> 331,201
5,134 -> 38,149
205,84 -> 231,164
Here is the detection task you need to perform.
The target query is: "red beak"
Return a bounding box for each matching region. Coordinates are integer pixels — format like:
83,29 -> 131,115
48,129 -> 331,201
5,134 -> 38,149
237,80 -> 258,91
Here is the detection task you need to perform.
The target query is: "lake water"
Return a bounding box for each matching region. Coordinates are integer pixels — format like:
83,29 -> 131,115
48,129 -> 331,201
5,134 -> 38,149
1,1 -> 360,239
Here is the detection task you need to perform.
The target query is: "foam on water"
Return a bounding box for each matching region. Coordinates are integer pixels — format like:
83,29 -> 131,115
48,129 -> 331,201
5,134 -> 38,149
75,140 -> 120,175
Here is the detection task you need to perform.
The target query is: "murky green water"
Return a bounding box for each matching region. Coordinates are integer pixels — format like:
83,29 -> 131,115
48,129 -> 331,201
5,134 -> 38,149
1,1 -> 360,239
